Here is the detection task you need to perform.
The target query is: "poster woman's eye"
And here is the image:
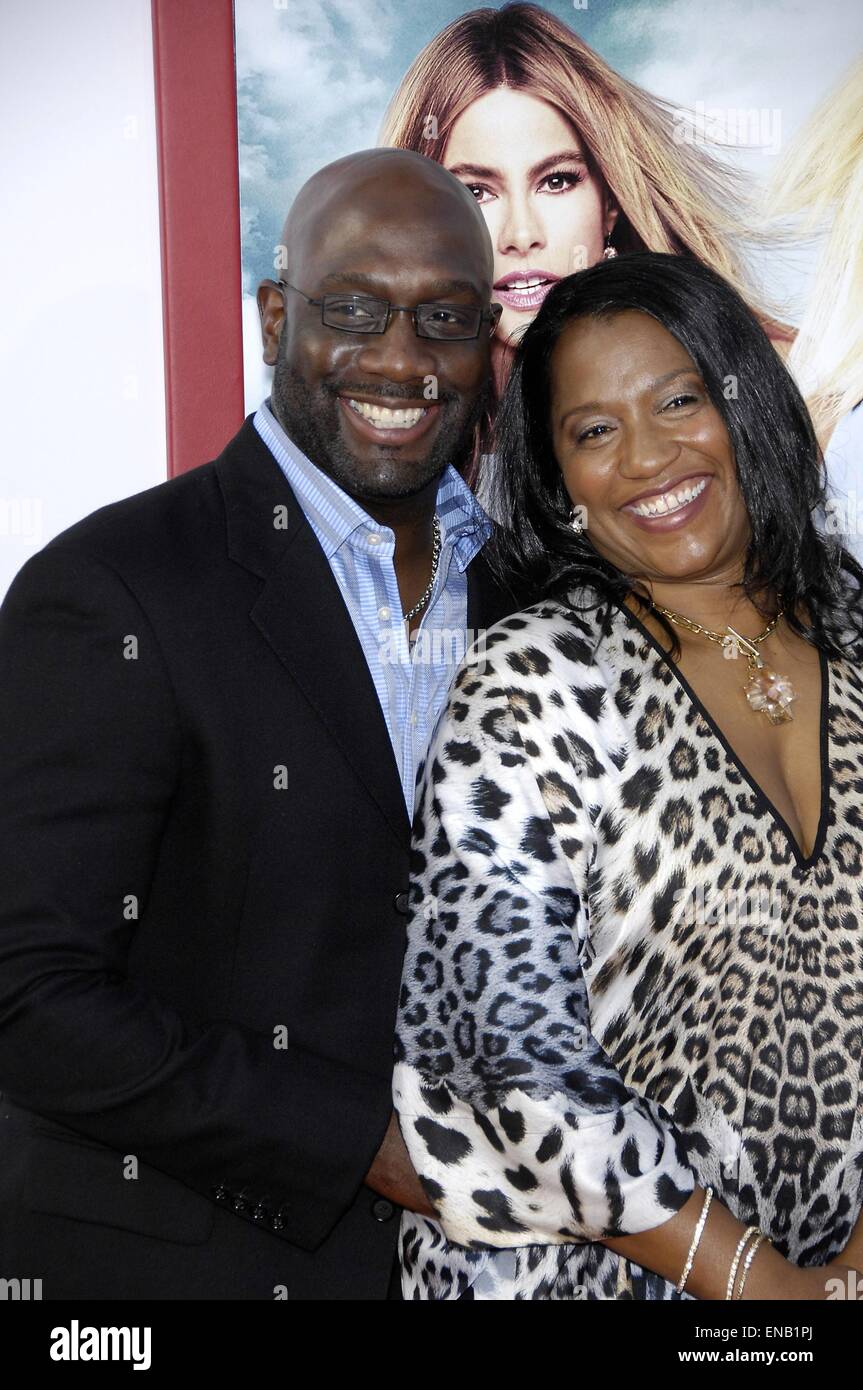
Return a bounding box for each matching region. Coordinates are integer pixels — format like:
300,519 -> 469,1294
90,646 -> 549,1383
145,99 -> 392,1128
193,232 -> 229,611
538,170 -> 586,195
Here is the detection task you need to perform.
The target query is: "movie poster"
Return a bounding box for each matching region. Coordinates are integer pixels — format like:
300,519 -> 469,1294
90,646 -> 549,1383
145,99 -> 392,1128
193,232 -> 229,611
234,0 -> 863,523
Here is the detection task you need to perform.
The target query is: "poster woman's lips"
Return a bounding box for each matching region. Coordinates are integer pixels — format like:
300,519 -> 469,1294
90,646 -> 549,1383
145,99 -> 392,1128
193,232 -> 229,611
493,269 -> 561,312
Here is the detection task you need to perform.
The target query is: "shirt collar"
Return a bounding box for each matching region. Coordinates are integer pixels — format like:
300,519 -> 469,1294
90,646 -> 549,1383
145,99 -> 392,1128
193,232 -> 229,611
254,399 -> 492,571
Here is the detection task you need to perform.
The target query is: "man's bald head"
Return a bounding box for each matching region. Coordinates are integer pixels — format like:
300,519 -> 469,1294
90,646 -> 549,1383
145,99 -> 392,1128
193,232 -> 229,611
257,147 -> 498,506
278,148 -> 494,291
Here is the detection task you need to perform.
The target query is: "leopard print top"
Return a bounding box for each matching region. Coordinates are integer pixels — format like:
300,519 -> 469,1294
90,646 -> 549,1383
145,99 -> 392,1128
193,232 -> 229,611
393,589 -> 863,1299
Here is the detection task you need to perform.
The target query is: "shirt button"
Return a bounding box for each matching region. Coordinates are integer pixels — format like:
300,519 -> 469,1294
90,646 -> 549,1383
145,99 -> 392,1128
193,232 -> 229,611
371,1198 -> 396,1222
378,605 -> 391,621
367,533 -> 381,546
410,712 -> 417,726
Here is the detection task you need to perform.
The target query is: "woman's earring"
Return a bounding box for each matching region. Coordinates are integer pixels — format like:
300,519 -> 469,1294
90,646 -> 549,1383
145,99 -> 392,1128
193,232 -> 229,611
569,505 -> 584,535
602,232 -> 618,261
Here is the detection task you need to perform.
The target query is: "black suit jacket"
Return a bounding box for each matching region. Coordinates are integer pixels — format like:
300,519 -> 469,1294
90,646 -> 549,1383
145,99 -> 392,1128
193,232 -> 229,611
0,418 -> 523,1299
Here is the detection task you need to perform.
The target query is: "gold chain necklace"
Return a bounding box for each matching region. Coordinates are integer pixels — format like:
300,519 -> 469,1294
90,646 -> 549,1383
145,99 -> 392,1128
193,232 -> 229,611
650,600 -> 796,724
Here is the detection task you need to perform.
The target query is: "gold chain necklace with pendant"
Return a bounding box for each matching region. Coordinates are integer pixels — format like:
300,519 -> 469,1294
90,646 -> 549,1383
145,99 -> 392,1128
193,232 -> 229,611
649,600 -> 796,724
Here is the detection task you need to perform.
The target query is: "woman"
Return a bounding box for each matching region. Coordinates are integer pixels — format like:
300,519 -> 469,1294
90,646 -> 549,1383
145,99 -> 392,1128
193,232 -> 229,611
379,2 -> 790,422
768,58 -> 863,451
766,59 -> 863,563
393,252 -> 863,1299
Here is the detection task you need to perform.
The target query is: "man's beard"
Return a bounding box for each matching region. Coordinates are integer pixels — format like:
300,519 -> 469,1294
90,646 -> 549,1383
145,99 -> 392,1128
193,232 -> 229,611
269,332 -> 490,502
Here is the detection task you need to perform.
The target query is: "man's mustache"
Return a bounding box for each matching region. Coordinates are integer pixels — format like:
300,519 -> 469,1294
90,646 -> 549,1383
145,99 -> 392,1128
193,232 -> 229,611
323,381 -> 459,404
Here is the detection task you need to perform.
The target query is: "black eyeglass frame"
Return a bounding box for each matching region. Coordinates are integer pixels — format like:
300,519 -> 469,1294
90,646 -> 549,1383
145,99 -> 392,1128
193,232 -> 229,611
276,279 -> 501,341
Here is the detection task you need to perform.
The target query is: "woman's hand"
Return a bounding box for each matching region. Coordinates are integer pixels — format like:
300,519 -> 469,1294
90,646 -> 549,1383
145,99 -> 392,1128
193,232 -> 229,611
811,1262 -> 863,1299
780,1263 -> 860,1300
836,1209 -> 863,1279
365,1112 -> 435,1217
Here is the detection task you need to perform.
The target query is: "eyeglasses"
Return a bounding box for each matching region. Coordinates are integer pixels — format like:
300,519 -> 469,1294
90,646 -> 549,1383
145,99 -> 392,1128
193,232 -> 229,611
277,279 -> 501,341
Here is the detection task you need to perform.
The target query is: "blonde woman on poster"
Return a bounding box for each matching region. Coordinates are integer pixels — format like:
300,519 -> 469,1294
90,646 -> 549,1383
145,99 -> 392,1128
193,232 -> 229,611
768,59 -> 863,565
380,1 -> 790,426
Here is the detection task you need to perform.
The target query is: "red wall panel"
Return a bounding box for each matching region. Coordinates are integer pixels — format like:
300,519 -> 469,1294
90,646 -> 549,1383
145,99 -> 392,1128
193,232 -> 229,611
151,0 -> 245,476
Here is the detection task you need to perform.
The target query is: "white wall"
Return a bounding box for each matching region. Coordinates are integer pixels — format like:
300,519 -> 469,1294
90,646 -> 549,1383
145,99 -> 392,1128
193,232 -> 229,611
0,0 -> 166,600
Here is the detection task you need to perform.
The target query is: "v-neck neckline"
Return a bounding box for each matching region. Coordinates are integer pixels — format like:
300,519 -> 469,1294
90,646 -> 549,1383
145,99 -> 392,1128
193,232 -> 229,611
603,594 -> 832,871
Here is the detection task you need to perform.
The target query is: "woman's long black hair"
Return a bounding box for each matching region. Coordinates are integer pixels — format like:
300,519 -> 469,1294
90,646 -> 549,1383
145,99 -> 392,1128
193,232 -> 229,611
484,250 -> 863,659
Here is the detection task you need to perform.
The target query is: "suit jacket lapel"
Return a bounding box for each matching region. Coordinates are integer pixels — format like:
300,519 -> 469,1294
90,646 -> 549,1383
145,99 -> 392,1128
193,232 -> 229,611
216,419 -> 411,851
215,420 -> 524,851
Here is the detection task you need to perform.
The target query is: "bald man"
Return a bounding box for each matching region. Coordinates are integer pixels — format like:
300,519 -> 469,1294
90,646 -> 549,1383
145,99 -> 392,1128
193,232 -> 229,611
0,149 -> 525,1300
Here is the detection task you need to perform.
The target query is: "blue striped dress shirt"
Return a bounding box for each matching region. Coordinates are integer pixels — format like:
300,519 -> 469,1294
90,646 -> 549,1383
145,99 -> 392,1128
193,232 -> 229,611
254,400 -> 493,817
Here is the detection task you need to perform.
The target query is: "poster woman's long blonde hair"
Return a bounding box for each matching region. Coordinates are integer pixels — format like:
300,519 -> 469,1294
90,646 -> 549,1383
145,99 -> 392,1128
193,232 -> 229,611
768,59 -> 863,447
379,2 -> 781,330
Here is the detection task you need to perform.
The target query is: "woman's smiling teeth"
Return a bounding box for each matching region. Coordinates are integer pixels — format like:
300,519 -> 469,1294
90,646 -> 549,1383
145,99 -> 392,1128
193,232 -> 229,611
626,476 -> 708,518
347,398 -> 427,430
509,276 -> 547,292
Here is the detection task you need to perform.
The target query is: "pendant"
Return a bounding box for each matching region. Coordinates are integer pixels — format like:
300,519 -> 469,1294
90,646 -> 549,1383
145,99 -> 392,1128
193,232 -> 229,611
744,661 -> 796,723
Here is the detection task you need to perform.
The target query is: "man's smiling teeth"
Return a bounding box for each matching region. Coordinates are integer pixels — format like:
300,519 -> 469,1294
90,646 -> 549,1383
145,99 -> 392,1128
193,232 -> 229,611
347,398 -> 427,429
628,477 -> 708,518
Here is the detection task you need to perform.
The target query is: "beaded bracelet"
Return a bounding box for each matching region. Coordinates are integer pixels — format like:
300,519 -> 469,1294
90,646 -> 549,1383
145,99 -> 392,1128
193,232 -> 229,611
726,1226 -> 760,1300
677,1186 -> 714,1294
735,1232 -> 771,1300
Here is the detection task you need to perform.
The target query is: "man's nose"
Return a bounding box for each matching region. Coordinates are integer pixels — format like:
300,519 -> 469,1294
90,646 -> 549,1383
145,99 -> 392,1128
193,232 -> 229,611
354,308 -> 438,383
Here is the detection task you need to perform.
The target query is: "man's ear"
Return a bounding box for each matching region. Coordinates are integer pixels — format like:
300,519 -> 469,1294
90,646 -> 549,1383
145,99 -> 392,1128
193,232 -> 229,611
257,280 -> 285,366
